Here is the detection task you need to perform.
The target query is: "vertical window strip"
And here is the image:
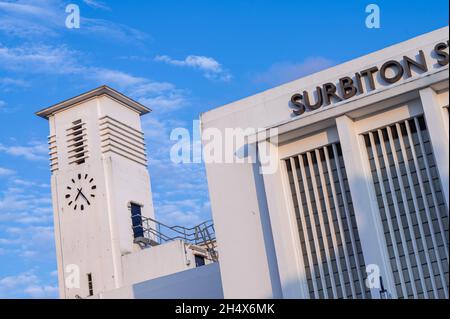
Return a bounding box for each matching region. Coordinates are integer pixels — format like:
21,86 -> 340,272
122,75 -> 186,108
404,119 -> 449,298
395,122 -> 439,298
287,158 -> 319,298
307,151 -> 338,298
412,117 -> 449,261
298,154 -> 329,299
285,142 -> 370,299
316,148 -> 347,298
363,115 -> 449,299
376,129 -> 418,298
385,125 -> 429,298
367,131 -> 409,298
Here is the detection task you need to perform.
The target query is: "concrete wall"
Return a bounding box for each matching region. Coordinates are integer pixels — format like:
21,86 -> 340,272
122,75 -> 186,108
121,240 -> 213,286
98,263 -> 223,299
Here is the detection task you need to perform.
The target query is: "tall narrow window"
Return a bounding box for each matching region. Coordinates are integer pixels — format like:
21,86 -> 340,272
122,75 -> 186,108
87,273 -> 93,296
130,203 -> 144,239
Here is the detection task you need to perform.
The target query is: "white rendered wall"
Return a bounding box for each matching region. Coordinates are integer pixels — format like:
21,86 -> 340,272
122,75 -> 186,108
121,240 -> 211,286
97,263 -> 223,299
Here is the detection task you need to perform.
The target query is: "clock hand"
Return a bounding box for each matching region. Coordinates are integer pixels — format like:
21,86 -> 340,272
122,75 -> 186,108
79,191 -> 91,205
75,188 -> 83,201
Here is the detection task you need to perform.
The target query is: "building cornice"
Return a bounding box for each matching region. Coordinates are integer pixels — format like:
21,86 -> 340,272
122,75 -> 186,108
36,85 -> 151,119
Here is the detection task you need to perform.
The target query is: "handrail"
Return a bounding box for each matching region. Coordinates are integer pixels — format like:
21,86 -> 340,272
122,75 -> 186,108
132,215 -> 217,248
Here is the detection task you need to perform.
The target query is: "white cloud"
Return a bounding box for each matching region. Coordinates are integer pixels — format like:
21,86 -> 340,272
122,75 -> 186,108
83,0 -> 111,11
13,179 -> 49,188
0,271 -> 38,289
254,57 -> 335,86
0,167 -> 15,176
0,77 -> 29,91
0,43 -> 81,74
0,1 -> 57,18
0,0 -> 63,39
0,185 -> 52,226
0,0 -> 147,43
155,199 -> 210,227
0,270 -> 57,299
0,141 -> 48,161
90,68 -> 188,112
0,43 -> 188,113
155,55 -> 232,81
81,18 -> 149,43
24,284 -> 58,298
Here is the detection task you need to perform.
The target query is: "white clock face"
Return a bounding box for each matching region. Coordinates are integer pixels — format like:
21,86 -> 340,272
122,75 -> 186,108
65,173 -> 96,212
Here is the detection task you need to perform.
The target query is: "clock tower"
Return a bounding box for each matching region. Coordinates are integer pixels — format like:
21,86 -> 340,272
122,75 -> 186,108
36,86 -> 156,298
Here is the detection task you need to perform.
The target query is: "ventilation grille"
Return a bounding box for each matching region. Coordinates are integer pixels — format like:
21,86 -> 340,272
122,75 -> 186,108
285,142 -> 370,299
99,116 -> 147,166
48,135 -> 58,172
363,115 -> 449,299
66,119 -> 88,165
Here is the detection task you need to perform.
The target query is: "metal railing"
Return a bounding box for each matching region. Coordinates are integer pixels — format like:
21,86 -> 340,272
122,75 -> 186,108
131,215 -> 218,260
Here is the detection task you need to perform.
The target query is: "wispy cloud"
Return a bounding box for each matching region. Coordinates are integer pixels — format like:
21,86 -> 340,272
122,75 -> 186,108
0,167 -> 15,176
140,115 -> 211,227
80,18 -> 149,44
0,77 -> 29,91
0,0 -> 147,43
0,98 -> 19,113
0,270 -> 57,298
155,55 -> 232,82
83,0 -> 111,11
0,43 -> 81,74
0,0 -> 64,39
254,57 -> 335,86
0,141 -> 48,161
0,184 -> 52,222
155,198 -> 210,227
0,42 -> 187,113
0,1 -> 56,17
0,181 -> 53,260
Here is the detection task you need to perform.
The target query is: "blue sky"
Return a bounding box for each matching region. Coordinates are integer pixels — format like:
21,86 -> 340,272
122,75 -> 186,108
0,0 -> 448,298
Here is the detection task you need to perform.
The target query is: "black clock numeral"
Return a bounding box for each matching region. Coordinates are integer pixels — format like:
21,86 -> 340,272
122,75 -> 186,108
67,186 -> 71,190
91,185 -> 96,190
68,201 -> 73,206
90,194 -> 95,198
74,204 -> 77,210
65,194 -> 70,199
72,179 -> 75,184
89,178 -> 93,183
80,205 -> 84,211
78,174 -> 81,180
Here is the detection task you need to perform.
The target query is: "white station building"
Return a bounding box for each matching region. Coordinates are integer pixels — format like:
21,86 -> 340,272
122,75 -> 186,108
37,26 -> 449,299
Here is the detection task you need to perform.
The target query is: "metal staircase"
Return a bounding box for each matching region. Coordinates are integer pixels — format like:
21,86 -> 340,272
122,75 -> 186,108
132,216 -> 218,262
